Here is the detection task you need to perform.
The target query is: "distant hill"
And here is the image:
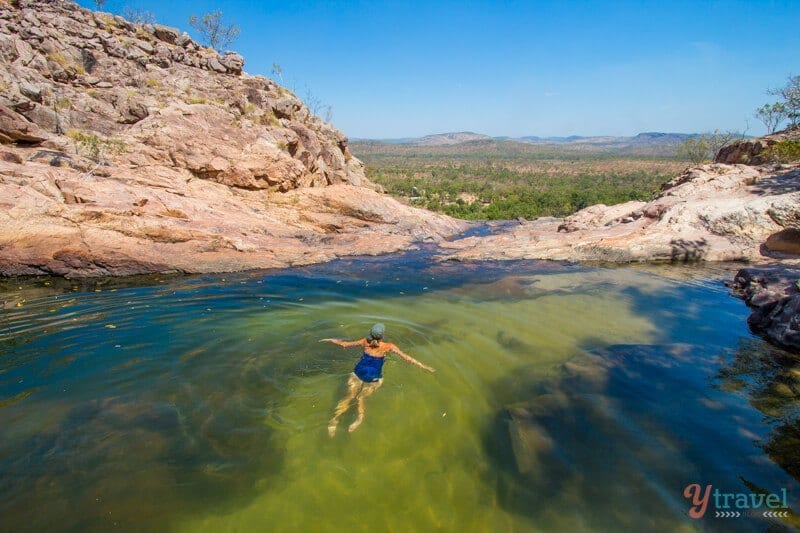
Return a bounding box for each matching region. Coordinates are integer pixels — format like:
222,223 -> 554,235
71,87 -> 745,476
416,132 -> 494,145
356,131 -> 701,156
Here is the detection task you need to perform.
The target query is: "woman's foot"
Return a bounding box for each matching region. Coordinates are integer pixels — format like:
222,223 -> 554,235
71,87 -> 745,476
327,421 -> 338,438
348,416 -> 364,433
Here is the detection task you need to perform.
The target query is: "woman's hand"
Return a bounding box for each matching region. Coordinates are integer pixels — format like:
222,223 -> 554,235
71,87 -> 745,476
319,338 -> 336,343
424,365 -> 436,373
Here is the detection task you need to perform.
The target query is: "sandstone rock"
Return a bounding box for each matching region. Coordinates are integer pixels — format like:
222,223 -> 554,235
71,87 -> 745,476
717,127 -> 800,165
220,52 -> 244,74
716,138 -> 772,165
1,151 -> 23,164
766,228 -> 800,255
13,38 -> 36,65
558,201 -> 645,232
731,267 -> 800,352
117,99 -> 149,124
206,56 -> 227,73
124,45 -> 148,62
176,33 -> 193,48
0,159 -> 468,276
0,0 -> 419,277
18,80 -> 41,101
19,103 -> 59,133
135,40 -> 154,54
440,163 -> 800,264
272,96 -> 299,119
20,26 -> 46,41
152,24 -> 180,44
0,105 -> 48,144
113,15 -> 133,31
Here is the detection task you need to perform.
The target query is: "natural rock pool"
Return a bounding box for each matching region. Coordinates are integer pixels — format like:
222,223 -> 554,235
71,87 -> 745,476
1,251 -> 798,531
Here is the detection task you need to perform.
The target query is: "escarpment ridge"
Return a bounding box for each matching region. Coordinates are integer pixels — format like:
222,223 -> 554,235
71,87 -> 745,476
0,0 -> 468,276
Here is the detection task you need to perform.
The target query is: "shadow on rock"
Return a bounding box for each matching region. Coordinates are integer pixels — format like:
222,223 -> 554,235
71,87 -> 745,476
749,168 -> 800,196
670,238 -> 708,262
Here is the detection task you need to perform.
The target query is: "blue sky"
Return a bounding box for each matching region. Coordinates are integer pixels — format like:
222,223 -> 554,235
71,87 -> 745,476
77,0 -> 799,138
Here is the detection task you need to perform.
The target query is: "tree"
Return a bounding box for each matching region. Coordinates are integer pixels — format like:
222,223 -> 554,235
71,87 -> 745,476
754,102 -> 787,134
678,136 -> 710,164
188,11 -> 240,53
677,130 -> 739,164
706,129 -> 737,160
769,74 -> 800,128
303,87 -> 333,122
94,0 -> 107,9
271,63 -> 283,84
123,7 -> 157,24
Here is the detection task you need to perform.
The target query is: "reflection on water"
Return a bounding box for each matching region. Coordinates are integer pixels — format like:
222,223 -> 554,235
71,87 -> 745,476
0,255 -> 797,531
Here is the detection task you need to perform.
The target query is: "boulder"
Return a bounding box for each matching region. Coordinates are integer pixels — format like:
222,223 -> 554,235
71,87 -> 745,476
152,24 -> 180,44
220,52 -> 244,74
716,138 -> 773,165
0,105 -> 48,143
272,96 -> 299,119
18,80 -> 41,101
716,127 -> 800,165
206,56 -> 227,73
176,33 -> 194,48
731,267 -> 800,352
765,228 -> 800,255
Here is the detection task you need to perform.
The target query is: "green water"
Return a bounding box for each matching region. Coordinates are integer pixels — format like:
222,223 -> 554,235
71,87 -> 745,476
1,255 -> 798,532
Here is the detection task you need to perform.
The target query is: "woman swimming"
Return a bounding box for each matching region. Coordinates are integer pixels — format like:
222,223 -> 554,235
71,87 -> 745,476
321,323 -> 435,436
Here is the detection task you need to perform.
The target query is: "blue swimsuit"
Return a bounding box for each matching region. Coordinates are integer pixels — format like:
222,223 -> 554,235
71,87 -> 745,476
354,352 -> 385,382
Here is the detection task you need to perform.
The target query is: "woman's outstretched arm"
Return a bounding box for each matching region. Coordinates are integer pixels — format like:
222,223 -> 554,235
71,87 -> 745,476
389,343 -> 435,372
320,338 -> 365,348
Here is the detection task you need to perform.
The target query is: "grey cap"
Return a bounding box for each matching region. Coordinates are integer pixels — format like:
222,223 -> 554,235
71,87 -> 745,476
369,323 -> 385,340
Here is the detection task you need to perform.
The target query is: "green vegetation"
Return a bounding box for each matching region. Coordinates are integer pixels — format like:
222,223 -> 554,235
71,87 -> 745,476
46,52 -> 85,75
184,96 -> 210,105
755,102 -> 787,134
764,140 -> 800,163
66,130 -> 127,163
677,130 -> 738,164
189,11 -> 240,53
53,97 -> 71,111
354,142 -> 683,220
756,74 -> 799,132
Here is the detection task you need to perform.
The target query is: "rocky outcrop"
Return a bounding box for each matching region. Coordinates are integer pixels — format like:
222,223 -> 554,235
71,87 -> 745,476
731,267 -> 800,352
0,150 -> 467,276
0,0 -> 469,276
716,127 -> 800,165
0,0 -> 367,190
440,163 -> 800,264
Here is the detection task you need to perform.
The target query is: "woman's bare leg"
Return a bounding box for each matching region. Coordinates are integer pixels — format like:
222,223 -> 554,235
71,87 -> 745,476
348,379 -> 382,433
329,374 -> 361,437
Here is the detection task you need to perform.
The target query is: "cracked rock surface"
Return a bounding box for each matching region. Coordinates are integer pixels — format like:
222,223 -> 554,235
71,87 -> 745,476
0,0 -> 468,276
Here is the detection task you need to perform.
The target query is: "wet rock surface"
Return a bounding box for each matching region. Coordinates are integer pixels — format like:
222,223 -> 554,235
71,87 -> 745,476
731,267 -> 800,353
